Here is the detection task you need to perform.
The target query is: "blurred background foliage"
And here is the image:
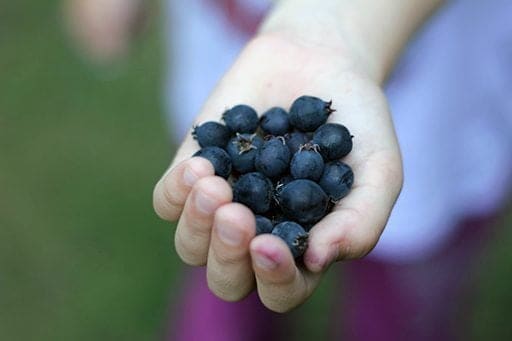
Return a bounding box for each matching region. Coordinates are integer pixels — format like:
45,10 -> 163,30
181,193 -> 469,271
0,0 -> 175,339
0,1 -> 511,340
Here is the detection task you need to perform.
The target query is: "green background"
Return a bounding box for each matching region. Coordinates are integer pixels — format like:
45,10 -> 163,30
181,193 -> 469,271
1,1 -> 511,339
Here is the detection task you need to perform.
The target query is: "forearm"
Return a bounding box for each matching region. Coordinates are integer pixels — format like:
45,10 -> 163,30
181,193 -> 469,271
260,0 -> 445,84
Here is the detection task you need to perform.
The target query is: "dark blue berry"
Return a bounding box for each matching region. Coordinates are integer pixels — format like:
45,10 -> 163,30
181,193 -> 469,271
226,133 -> 263,174
193,146 -> 232,179
271,221 -> 308,258
255,137 -> 291,179
319,161 -> 354,201
285,131 -> 310,155
312,123 -> 353,160
276,175 -> 293,188
192,121 -> 231,148
260,107 -> 290,136
222,104 -> 259,133
289,96 -> 334,132
276,179 -> 329,225
233,172 -> 273,214
255,215 -> 273,235
271,214 -> 287,226
290,144 -> 325,181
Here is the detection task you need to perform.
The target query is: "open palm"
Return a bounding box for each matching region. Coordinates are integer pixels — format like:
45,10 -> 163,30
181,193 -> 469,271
154,34 -> 403,312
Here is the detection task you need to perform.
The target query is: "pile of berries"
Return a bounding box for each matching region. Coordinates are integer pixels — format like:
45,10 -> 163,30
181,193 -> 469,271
192,95 -> 354,258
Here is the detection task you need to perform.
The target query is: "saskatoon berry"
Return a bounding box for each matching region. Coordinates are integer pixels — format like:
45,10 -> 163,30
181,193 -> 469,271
270,213 -> 287,226
255,215 -> 273,235
285,131 -> 310,155
233,172 -> 273,214
255,136 -> 291,179
260,107 -> 290,136
222,104 -> 259,133
192,121 -> 231,148
226,133 -> 263,174
276,175 -> 293,188
193,146 -> 232,179
289,95 -> 334,132
313,123 -> 353,160
276,179 -> 329,226
319,161 -> 354,201
290,143 -> 325,181
272,221 -> 308,258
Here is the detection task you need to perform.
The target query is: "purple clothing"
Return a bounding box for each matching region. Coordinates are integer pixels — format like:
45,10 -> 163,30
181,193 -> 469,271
166,216 -> 495,340
169,269 -> 288,341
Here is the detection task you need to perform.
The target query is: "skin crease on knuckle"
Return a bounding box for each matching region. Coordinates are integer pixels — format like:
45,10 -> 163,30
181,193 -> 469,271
154,167 -> 186,220
322,208 -> 361,261
336,212 -> 386,260
152,190 -> 171,221
162,176 -> 183,208
207,266 -> 254,302
174,232 -> 208,266
191,176 -> 233,216
212,244 -> 248,266
175,210 -> 221,265
255,265 -> 308,312
263,299 -> 294,314
154,157 -> 215,220
260,285 -> 306,313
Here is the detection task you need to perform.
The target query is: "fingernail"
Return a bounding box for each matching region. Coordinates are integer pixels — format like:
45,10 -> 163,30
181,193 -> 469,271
253,252 -> 279,271
217,224 -> 244,247
195,191 -> 217,215
183,166 -> 199,187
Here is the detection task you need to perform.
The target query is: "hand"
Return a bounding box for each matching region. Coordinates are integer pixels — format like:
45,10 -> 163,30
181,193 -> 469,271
153,33 -> 403,312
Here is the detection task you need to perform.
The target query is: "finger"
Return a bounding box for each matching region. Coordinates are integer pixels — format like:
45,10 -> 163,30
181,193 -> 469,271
206,203 -> 256,301
250,235 -> 322,313
153,157 -> 214,221
152,77 -> 270,222
304,151 -> 403,272
175,176 -> 233,266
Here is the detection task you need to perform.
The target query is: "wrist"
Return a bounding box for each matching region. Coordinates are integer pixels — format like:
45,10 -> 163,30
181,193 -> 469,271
259,1 -> 379,83
259,0 -> 444,85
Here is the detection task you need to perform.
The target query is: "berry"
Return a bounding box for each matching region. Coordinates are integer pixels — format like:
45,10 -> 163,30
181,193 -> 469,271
289,96 -> 334,132
222,104 -> 259,133
226,133 -> 263,174
312,123 -> 353,160
255,215 -> 273,235
271,221 -> 308,258
260,107 -> 290,136
233,172 -> 273,214
193,146 -> 232,179
192,121 -> 231,148
276,179 -> 329,225
276,175 -> 293,188
285,131 -> 310,155
271,214 -> 287,226
187,97 -> 356,262
255,137 -> 291,179
290,143 -> 325,181
319,161 -> 354,201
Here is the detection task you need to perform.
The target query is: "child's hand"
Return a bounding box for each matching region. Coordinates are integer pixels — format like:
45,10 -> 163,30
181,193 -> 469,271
153,33 -> 403,312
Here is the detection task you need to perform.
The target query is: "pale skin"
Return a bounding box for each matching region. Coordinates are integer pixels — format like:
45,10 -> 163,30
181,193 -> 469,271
67,0 -> 444,312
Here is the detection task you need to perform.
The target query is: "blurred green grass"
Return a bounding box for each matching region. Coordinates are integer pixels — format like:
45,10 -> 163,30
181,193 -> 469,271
0,1 -> 178,339
0,1 -> 511,340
